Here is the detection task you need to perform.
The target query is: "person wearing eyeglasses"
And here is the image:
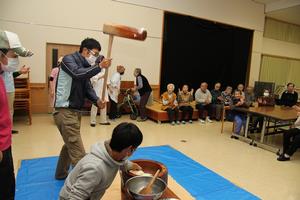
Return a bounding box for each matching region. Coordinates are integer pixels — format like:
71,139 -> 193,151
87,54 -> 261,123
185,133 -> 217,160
59,122 -> 143,200
53,38 -> 111,180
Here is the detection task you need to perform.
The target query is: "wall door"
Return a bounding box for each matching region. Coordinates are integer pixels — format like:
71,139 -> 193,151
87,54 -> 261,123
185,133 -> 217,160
46,43 -> 80,113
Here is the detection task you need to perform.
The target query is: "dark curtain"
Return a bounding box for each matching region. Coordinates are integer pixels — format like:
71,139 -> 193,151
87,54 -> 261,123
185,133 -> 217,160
160,12 -> 253,93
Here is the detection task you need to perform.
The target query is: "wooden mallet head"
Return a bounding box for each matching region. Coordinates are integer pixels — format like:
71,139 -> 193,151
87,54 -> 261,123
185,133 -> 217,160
100,23 -> 147,101
103,23 -> 147,41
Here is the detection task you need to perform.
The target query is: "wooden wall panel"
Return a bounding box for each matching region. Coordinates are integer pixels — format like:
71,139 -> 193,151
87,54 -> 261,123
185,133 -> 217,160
151,84 -> 160,100
30,83 -> 48,113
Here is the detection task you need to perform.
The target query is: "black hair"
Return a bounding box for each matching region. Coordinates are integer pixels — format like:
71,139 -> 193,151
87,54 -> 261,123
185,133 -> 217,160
0,48 -> 9,55
109,122 -> 143,152
79,38 -> 101,53
287,83 -> 295,87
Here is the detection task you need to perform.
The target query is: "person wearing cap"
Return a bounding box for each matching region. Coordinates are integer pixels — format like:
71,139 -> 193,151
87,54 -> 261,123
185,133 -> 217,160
0,48 -> 15,200
49,56 -> 63,109
53,38 -> 111,180
108,65 -> 125,120
0,30 -> 33,134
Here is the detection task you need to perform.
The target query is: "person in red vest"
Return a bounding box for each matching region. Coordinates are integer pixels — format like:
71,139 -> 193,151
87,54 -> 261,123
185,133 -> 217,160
0,48 -> 14,200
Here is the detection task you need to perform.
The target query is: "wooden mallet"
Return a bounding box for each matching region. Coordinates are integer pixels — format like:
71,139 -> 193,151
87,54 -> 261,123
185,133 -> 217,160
100,24 -> 147,102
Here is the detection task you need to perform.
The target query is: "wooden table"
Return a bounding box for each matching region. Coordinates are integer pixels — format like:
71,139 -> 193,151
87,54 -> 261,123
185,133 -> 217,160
121,186 -> 180,199
233,105 -> 298,152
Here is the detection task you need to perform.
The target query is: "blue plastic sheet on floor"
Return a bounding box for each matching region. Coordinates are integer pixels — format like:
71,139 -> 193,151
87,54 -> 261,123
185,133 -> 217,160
16,145 -> 260,200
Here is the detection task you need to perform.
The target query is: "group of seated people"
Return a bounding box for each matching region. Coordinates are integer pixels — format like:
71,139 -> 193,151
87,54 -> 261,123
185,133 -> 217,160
160,81 -> 300,161
159,82 -> 299,128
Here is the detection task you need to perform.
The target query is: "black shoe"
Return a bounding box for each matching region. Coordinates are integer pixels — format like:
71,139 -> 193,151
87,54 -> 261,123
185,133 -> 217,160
137,117 -> 147,122
99,122 -> 111,125
230,135 -> 239,140
277,154 -> 290,161
12,130 -> 19,134
90,123 -> 96,127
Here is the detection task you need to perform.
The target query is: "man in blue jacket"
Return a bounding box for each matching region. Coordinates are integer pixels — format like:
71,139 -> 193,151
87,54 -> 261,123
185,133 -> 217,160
53,38 -> 111,180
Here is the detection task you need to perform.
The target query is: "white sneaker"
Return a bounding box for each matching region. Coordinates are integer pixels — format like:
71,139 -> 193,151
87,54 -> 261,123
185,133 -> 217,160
200,119 -> 205,124
189,120 -> 193,124
207,118 -> 213,123
181,120 -> 186,124
176,121 -> 181,125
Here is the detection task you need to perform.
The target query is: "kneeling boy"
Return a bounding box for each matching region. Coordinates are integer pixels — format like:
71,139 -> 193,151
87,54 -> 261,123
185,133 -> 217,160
59,122 -> 143,200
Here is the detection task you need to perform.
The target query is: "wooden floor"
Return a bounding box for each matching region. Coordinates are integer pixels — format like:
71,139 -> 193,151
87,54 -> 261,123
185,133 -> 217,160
12,114 -> 300,200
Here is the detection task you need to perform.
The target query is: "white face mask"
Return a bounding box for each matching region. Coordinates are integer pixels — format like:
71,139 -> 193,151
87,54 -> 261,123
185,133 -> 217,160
85,54 -> 97,66
263,92 -> 269,97
2,57 -> 19,72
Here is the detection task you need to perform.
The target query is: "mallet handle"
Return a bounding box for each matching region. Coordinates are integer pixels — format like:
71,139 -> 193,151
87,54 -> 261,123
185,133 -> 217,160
101,35 -> 114,101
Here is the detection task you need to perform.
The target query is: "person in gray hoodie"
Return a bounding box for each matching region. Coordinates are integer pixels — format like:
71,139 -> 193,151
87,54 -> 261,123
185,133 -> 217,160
59,122 -> 143,200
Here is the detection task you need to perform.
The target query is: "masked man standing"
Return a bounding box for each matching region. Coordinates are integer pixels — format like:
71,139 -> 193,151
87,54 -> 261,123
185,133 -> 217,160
53,38 -> 111,180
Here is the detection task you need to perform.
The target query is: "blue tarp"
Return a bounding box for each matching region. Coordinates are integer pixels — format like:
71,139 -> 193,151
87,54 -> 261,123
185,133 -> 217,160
16,145 -> 260,200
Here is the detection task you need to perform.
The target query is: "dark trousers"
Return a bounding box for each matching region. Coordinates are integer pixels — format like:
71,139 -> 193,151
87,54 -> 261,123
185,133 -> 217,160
179,106 -> 193,121
109,96 -> 118,119
283,128 -> 300,156
196,103 -> 212,120
53,109 -> 86,179
139,91 -> 151,119
166,107 -> 179,122
211,104 -> 223,120
252,116 -> 263,132
0,146 -> 15,200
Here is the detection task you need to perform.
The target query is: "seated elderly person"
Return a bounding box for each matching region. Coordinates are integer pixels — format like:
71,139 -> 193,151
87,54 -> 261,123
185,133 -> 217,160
251,89 -> 276,133
258,89 -> 275,106
235,83 -> 245,98
245,86 -> 255,107
161,83 -> 180,125
230,90 -> 248,139
195,82 -> 213,124
280,83 -> 298,107
211,82 -> 223,121
221,86 -> 233,121
277,105 -> 300,161
178,84 -> 194,124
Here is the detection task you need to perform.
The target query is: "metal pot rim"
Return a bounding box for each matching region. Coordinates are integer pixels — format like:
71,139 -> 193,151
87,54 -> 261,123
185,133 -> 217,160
125,175 -> 167,197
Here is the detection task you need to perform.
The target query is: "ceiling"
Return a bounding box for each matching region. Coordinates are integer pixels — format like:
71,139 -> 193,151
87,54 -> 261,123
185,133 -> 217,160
253,0 -> 300,25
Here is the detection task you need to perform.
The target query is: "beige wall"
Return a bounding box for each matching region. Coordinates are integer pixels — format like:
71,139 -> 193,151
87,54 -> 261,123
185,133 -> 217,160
0,0 -> 265,85
262,38 -> 300,59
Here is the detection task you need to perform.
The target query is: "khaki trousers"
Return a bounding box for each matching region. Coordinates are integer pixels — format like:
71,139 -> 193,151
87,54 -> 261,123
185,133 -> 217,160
90,103 -> 108,124
53,108 -> 85,179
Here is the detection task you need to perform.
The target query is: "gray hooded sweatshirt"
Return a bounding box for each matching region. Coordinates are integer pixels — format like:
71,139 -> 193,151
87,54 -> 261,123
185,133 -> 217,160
59,141 -> 132,200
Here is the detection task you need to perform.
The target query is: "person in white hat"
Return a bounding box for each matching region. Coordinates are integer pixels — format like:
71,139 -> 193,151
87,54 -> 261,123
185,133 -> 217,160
0,30 -> 33,134
0,29 -> 34,200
